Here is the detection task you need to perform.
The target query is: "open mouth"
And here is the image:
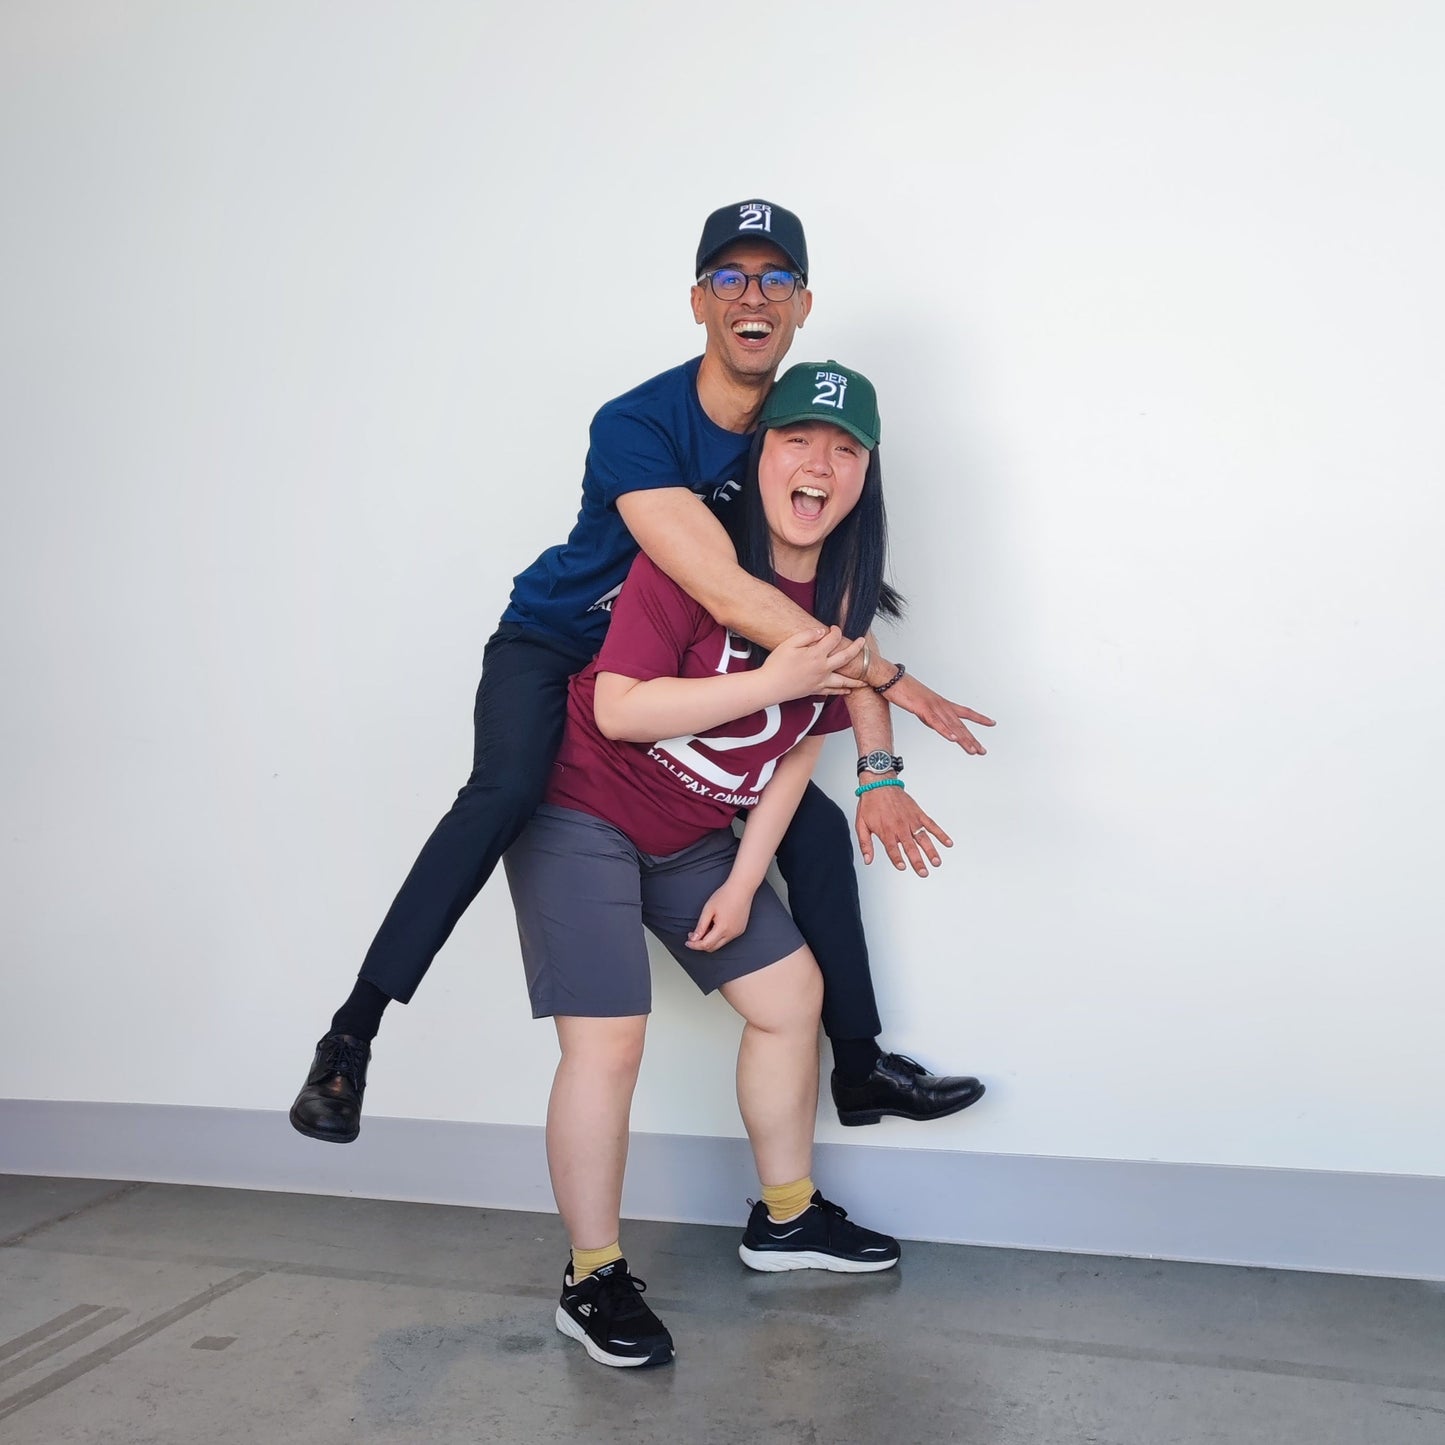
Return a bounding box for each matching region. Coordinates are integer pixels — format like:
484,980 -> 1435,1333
792,485 -> 827,520
732,319 -> 774,346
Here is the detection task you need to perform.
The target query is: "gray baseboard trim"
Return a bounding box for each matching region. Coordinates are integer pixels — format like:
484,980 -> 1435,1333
2,1099 -> 1441,1281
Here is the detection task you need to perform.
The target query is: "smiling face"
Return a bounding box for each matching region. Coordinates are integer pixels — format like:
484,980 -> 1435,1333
757,420 -> 869,581
691,240 -> 812,386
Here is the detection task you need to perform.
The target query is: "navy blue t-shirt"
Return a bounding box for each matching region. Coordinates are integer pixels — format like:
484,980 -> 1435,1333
501,357 -> 751,652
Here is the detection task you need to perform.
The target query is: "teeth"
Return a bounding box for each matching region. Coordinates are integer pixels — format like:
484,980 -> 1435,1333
733,320 -> 773,336
796,487 -> 827,499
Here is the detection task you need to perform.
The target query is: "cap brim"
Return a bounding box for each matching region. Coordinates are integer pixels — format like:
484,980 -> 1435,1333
761,410 -> 876,449
696,244 -> 808,283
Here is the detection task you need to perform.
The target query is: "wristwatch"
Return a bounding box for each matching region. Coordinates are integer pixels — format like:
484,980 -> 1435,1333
856,751 -> 904,776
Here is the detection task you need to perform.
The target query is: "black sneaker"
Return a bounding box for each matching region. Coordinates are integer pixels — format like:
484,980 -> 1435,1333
739,1192 -> 900,1273
555,1258 -> 674,1368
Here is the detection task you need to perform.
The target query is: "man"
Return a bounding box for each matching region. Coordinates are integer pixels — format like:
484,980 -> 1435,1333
290,199 -> 994,1143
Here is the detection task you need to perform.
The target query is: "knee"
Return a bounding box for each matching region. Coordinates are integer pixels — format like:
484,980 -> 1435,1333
559,1021 -> 647,1082
750,952 -> 823,1036
587,1050 -> 644,1095
611,1029 -> 647,1078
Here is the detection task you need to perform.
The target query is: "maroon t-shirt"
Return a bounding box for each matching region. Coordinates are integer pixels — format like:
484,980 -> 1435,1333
545,554 -> 849,855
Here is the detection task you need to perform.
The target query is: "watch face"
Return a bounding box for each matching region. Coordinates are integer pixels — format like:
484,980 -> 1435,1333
865,751 -> 894,773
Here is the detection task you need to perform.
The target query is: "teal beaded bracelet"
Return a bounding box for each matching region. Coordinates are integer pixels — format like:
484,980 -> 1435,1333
855,778 -> 906,797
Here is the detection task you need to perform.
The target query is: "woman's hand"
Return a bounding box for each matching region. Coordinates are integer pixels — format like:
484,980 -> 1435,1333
855,786 -> 953,876
888,673 -> 995,755
761,627 -> 867,700
686,881 -> 755,952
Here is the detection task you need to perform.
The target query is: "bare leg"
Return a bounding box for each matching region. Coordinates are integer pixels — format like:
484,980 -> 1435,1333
547,1014 -> 648,1251
719,946 -> 823,1187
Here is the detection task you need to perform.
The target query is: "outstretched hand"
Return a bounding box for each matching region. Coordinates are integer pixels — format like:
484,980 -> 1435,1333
855,785 -> 953,877
889,674 -> 995,755
762,627 -> 868,699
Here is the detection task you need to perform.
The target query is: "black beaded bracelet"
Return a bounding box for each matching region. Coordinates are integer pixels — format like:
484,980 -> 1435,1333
873,662 -> 906,695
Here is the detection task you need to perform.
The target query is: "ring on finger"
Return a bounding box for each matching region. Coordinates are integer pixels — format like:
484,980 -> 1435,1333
912,826 -> 928,836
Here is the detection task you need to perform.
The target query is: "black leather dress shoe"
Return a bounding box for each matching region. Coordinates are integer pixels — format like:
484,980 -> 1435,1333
289,1033 -> 371,1143
831,1052 -> 985,1127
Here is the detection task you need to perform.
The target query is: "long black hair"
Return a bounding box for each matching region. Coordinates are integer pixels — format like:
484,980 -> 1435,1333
722,426 -> 905,647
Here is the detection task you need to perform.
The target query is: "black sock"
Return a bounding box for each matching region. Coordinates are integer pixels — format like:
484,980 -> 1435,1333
831,1037 -> 882,1085
330,979 -> 391,1043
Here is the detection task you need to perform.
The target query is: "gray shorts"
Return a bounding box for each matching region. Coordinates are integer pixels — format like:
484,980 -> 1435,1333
502,804 -> 805,1018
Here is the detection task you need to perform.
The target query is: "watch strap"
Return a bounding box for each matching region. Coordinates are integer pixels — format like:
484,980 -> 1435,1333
856,752 -> 904,776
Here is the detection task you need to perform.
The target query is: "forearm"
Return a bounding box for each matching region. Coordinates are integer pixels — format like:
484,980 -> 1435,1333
845,677 -> 895,757
594,669 -> 784,743
703,567 -> 824,651
650,523 -> 820,651
728,740 -> 822,892
617,489 -> 832,649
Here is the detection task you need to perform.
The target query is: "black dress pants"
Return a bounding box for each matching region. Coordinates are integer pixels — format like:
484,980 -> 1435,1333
360,624 -> 882,1041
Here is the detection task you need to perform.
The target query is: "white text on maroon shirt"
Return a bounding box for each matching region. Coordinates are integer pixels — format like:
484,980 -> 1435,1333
644,745 -> 762,809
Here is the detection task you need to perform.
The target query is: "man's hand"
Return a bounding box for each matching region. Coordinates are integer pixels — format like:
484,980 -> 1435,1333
889,674 -> 996,755
855,785 -> 953,876
760,627 -> 868,699
686,881 -> 755,952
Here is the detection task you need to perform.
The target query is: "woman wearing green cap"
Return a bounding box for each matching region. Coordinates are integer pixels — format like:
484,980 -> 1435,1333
504,360 -> 908,1369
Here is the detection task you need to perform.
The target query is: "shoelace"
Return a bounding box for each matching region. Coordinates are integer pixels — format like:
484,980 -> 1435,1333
884,1052 -> 927,1077
594,1270 -> 654,1325
319,1035 -> 368,1087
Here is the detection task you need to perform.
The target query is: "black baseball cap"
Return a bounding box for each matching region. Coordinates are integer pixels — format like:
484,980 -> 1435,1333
696,199 -> 808,284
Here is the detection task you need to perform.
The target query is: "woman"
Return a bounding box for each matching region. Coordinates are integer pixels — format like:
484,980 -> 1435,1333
504,360 -> 904,1369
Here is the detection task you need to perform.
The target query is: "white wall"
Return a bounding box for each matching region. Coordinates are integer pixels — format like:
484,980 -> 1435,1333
3,0 -> 1442,1178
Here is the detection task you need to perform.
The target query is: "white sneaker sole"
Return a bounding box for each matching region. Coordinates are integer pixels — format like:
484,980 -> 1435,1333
738,1244 -> 899,1273
555,1305 -> 673,1367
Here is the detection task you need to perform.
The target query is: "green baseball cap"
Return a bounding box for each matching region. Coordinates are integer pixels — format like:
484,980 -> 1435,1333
759,360 -> 881,450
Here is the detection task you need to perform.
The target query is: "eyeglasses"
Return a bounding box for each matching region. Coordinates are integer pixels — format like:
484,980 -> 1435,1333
698,268 -> 802,302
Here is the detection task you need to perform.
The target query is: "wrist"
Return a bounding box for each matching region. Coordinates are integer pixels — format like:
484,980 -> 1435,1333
873,661 -> 907,695
883,667 -> 912,699
857,751 -> 904,777
855,777 -> 906,797
724,856 -> 766,891
722,874 -> 762,902
754,662 -> 799,709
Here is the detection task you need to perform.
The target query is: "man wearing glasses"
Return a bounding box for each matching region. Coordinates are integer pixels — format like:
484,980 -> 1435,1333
291,200 -> 993,1145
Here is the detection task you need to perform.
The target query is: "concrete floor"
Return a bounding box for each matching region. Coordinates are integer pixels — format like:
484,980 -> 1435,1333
2,1174 -> 1443,1445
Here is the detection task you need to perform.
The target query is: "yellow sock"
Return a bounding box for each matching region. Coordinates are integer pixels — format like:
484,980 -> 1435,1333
570,1241 -> 623,1282
762,1176 -> 816,1224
